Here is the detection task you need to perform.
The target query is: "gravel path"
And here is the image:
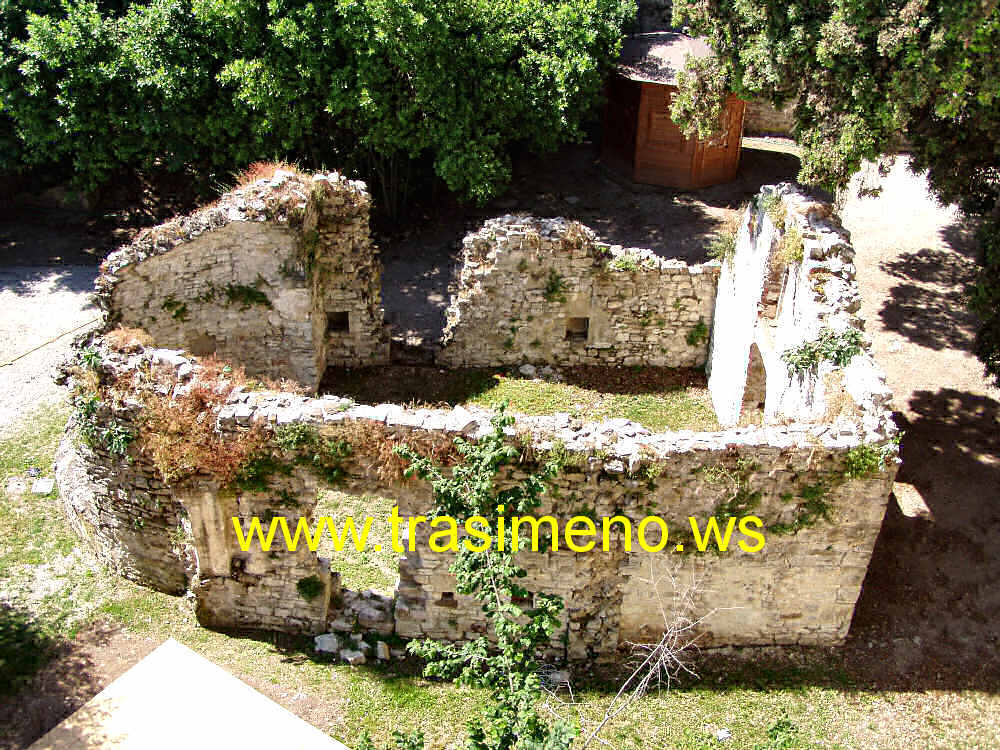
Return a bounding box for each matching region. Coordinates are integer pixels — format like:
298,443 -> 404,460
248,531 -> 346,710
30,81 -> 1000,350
0,266 -> 99,435
839,156 -> 1000,683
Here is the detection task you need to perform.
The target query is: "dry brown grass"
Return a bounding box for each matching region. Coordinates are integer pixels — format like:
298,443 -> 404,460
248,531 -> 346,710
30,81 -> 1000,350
327,420 -> 461,484
104,327 -> 153,353
234,161 -> 301,188
136,359 -> 266,484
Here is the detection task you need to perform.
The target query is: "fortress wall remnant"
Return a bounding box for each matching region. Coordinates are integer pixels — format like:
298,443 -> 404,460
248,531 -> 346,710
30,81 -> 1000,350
438,216 -> 719,369
94,170 -> 388,391
56,183 -> 899,659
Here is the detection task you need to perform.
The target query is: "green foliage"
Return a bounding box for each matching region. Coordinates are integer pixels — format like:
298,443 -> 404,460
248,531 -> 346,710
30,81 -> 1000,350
776,225 -> 804,266
781,327 -> 864,374
685,317 -> 709,347
396,409 -> 576,750
769,483 -> 831,535
671,0 -> 1000,384
231,453 -> 293,493
2,0 -> 633,211
758,193 -> 787,232
753,714 -> 800,750
706,231 -> 736,265
272,423 -> 353,484
79,347 -> 101,371
357,730 -> 426,750
843,438 -> 899,479
194,277 -> 273,310
543,269 -> 567,303
669,52 -> 729,141
72,393 -> 134,458
703,458 -> 761,520
608,252 -> 647,272
296,575 -> 324,602
970,219 -> 1000,385
161,295 -> 188,322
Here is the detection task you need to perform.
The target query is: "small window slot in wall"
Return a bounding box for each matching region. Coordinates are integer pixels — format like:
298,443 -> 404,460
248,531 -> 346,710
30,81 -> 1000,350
512,592 -> 533,607
565,317 -> 589,343
327,311 -> 350,333
437,591 -> 458,608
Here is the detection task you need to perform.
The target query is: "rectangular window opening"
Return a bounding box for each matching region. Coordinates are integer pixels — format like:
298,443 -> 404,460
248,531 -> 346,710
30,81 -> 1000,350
565,317 -> 589,343
437,591 -> 458,608
327,311 -> 350,333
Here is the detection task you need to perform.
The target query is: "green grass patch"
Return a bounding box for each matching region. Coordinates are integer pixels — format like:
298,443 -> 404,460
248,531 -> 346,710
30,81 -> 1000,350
468,376 -> 719,432
313,492 -> 398,594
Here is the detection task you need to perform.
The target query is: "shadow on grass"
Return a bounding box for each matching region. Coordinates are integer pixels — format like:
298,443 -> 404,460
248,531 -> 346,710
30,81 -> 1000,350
0,607 -> 120,748
320,365 -> 707,407
0,604 -> 60,697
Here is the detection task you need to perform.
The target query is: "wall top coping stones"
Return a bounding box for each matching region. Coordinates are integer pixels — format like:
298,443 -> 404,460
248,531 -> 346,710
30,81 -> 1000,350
95,343 -> 892,483
460,214 -> 721,276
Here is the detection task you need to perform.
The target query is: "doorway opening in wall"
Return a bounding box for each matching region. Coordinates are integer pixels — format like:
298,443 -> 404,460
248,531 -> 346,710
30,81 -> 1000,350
327,311 -> 350,333
565,317 -> 589,343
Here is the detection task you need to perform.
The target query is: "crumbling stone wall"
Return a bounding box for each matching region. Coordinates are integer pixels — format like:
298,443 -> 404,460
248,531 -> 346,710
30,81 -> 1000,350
744,101 -> 796,137
95,170 -> 388,391
55,426 -> 189,595
57,184 -> 899,659
707,184 -> 892,433
56,349 -> 896,656
439,216 -> 719,368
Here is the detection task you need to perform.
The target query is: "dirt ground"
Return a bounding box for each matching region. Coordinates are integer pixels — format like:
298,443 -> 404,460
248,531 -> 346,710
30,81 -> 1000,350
837,157 -> 1000,687
2,144 -> 999,746
380,139 -> 804,346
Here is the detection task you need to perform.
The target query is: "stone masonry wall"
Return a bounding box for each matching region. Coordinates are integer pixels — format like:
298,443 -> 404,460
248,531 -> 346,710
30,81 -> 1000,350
95,170 -> 388,391
708,183 -> 893,435
438,216 -> 719,368
56,185 -> 898,660
57,344 -> 896,658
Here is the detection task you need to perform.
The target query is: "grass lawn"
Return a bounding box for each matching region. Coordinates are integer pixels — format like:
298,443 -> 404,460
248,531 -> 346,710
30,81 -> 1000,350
2,405 -> 997,749
323,365 -> 720,433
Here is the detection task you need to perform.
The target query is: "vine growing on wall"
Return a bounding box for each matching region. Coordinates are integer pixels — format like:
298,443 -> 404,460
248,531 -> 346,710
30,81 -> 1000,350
393,409 -> 577,750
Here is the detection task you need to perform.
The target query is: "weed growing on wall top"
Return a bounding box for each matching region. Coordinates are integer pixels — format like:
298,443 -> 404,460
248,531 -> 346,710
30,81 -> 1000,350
759,193 -> 787,231
782,327 -> 864,374
706,231 -> 736,265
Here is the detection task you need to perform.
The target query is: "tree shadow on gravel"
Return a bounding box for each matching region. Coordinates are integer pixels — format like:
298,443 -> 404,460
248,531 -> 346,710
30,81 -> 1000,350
846,387 -> 1000,691
878,215 -> 983,351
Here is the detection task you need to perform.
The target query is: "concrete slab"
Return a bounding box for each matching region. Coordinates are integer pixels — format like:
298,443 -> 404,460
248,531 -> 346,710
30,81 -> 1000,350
29,638 -> 350,750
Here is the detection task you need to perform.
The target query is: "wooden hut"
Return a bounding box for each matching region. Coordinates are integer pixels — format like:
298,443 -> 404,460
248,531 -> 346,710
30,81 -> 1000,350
602,32 -> 746,190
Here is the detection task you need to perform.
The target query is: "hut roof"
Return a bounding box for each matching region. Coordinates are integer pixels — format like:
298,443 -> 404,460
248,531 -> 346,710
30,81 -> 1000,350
617,32 -> 713,85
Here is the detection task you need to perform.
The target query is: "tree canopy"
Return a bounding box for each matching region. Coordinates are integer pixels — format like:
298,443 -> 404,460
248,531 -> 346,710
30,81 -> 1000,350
0,0 -> 634,212
671,0 -> 1000,383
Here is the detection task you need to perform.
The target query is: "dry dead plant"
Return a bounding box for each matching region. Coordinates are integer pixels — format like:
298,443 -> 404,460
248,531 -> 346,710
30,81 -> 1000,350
327,420 -> 460,484
104,327 -> 153,353
137,357 -> 266,484
234,160 -> 300,188
542,557 -> 730,748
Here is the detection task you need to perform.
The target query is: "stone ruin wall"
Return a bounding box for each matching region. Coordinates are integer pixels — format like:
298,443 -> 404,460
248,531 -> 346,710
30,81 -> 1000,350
55,181 -> 899,659
707,183 -> 892,433
439,216 -> 719,369
95,170 -> 388,391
